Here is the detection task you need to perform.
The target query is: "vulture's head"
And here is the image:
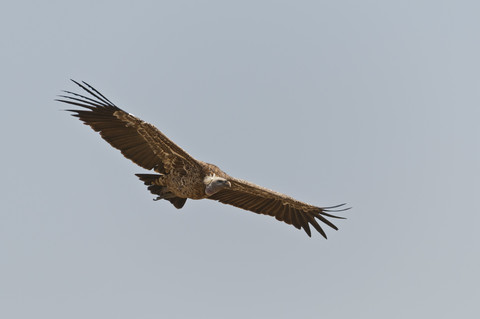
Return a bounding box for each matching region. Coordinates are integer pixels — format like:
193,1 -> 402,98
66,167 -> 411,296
204,175 -> 231,195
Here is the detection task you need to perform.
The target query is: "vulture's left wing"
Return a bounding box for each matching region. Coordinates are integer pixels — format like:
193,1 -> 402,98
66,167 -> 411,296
207,178 -> 348,238
57,80 -> 200,174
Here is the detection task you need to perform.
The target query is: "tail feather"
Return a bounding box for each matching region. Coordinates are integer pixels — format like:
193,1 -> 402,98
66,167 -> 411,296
136,173 -> 163,185
135,174 -> 187,209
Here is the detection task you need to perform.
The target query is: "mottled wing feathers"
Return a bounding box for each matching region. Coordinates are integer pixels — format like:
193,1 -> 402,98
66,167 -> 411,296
57,80 -> 199,174
208,178 -> 347,238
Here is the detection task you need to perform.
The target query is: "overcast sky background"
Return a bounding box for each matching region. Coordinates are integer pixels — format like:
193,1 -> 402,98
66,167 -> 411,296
1,1 -> 479,318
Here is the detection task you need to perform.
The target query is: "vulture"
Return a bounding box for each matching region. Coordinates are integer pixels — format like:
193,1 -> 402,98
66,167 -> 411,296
58,80 -> 349,238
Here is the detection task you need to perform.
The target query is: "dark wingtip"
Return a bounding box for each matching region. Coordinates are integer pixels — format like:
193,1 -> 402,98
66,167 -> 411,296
302,223 -> 312,237
70,79 -> 82,87
323,203 -> 348,210
321,203 -> 351,219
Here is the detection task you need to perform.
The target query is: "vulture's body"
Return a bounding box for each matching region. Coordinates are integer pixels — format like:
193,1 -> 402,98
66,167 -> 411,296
58,80 -> 348,238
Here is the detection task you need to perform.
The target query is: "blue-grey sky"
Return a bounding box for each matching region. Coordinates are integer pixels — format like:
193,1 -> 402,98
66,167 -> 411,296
1,1 -> 479,318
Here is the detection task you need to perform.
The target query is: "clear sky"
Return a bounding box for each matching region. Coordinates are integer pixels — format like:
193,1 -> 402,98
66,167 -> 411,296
1,1 -> 479,318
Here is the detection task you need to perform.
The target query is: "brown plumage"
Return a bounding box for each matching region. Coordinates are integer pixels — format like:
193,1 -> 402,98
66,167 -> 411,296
58,80 -> 349,238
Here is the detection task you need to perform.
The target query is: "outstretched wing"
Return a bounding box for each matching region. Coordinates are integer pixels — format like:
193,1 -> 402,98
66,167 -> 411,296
208,178 -> 348,238
57,80 -> 200,174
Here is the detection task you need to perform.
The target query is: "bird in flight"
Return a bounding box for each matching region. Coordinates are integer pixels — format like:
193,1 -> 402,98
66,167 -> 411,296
58,80 -> 349,238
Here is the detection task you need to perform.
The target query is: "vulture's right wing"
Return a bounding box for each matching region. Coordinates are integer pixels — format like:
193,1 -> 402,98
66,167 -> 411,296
57,80 -> 200,174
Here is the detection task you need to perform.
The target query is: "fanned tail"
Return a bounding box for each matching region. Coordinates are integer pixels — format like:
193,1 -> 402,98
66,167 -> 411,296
135,174 -> 187,209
